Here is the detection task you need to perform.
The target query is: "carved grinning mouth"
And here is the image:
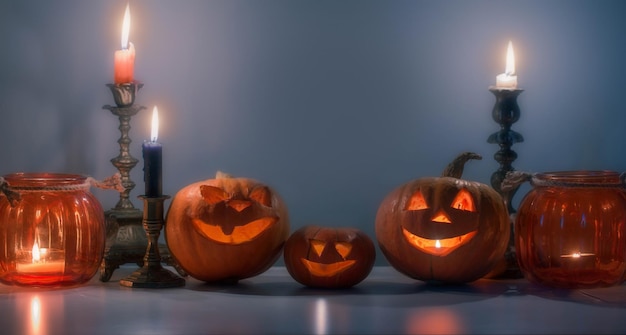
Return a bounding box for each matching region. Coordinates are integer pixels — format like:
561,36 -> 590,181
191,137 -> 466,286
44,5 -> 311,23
300,259 -> 356,277
402,227 -> 477,257
192,217 -> 278,245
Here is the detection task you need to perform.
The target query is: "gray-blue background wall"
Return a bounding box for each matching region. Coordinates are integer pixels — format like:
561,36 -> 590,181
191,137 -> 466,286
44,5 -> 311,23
1,0 -> 625,265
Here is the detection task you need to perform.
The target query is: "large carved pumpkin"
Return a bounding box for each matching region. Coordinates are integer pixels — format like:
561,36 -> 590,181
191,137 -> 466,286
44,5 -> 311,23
284,225 -> 375,288
375,152 -> 509,283
165,172 -> 289,283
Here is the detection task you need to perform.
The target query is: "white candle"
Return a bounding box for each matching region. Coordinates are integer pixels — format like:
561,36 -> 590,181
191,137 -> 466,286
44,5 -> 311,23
16,261 -> 66,274
496,41 -> 517,89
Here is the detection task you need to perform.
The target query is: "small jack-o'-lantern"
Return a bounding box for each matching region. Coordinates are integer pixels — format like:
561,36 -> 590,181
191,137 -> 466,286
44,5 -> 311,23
375,152 -> 509,283
165,171 -> 289,283
284,225 -> 375,288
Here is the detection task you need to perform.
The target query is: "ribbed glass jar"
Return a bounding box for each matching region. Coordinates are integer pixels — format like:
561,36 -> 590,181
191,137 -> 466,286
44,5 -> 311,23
0,173 -> 105,287
515,171 -> 626,288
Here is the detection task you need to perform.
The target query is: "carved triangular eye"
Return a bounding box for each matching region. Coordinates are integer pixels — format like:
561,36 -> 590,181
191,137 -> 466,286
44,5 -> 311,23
335,242 -> 352,259
310,239 -> 326,257
405,190 -> 429,210
450,189 -> 476,212
200,185 -> 229,205
249,186 -> 272,207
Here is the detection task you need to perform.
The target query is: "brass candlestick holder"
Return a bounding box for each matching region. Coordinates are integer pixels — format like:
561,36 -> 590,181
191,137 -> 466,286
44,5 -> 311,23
120,195 -> 185,288
100,82 -> 185,282
104,82 -> 144,210
487,86 -> 524,279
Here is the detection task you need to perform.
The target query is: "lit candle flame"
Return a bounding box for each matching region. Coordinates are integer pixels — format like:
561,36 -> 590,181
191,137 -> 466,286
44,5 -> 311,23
561,251 -> 595,259
435,240 -> 441,249
151,106 -> 159,142
505,41 -> 515,76
121,4 -> 131,50
32,242 -> 40,263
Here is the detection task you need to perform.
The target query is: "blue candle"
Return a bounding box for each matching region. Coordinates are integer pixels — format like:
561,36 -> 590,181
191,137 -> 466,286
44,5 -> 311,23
143,106 -> 162,197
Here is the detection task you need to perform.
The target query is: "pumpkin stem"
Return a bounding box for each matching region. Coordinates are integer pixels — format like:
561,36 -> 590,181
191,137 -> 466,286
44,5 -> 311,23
216,171 -> 234,179
441,152 -> 482,179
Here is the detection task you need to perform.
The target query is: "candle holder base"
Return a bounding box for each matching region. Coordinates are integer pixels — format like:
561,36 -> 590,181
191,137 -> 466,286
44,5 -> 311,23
119,195 -> 185,288
119,264 -> 186,288
99,209 -> 186,282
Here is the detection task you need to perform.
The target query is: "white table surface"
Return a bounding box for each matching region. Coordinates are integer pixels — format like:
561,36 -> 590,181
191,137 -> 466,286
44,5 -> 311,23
0,265 -> 624,335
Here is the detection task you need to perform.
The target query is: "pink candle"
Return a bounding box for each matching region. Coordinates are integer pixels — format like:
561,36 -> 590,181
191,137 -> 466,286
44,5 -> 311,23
114,4 -> 135,84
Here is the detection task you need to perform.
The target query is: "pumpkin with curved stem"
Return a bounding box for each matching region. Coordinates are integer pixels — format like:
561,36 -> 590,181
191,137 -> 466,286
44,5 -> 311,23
284,225 -> 375,288
375,152 -> 509,284
165,171 -> 289,283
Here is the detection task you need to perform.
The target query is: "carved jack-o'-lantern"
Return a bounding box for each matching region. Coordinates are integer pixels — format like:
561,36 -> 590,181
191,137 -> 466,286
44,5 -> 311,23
375,152 -> 509,283
165,172 -> 289,283
284,225 -> 375,288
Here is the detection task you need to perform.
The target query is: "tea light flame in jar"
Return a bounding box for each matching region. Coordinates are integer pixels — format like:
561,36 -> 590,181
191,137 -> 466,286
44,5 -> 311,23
32,242 -> 40,262
435,240 -> 441,249
561,252 -> 594,258
559,251 -> 595,270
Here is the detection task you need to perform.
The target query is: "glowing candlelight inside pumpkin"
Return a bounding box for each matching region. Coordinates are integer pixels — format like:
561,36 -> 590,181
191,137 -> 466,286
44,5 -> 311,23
435,240 -> 441,249
495,41 -> 517,89
114,4 -> 135,84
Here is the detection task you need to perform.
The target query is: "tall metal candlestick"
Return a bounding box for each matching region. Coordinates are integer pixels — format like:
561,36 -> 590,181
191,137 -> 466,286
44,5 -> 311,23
119,195 -> 185,288
100,83 -> 185,282
487,87 -> 524,279
103,82 -> 144,210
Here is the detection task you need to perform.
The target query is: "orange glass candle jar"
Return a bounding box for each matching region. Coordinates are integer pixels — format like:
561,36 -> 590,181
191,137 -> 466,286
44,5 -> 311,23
0,173 -> 106,287
515,171 -> 626,289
